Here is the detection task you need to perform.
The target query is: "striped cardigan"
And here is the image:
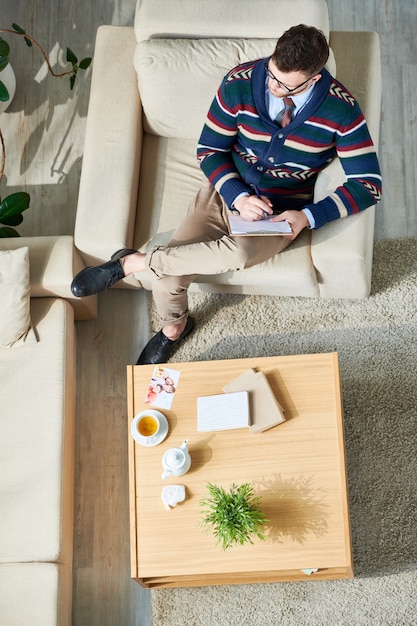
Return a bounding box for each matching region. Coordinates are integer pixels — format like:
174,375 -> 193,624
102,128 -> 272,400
197,60 -> 382,229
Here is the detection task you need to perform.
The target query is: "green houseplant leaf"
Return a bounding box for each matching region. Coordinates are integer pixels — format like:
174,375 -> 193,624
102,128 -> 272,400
0,80 -> 9,102
0,226 -> 20,237
0,193 -> 30,238
0,57 -> 9,71
0,37 -> 10,80
200,482 -> 268,550
0,37 -> 10,58
11,23 -> 32,47
79,57 -> 92,70
66,47 -> 78,65
0,211 -> 23,226
0,192 -> 30,219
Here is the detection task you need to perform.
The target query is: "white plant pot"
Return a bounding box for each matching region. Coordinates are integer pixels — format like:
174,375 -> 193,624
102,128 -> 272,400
0,63 -> 16,114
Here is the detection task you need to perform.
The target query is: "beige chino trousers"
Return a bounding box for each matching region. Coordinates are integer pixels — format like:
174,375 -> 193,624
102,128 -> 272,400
145,179 -> 292,326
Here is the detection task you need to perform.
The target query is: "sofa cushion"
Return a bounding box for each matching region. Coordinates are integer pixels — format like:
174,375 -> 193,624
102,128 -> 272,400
0,298 -> 75,563
135,38 -> 336,139
0,562 -> 72,626
133,135 -> 203,249
0,247 -> 38,348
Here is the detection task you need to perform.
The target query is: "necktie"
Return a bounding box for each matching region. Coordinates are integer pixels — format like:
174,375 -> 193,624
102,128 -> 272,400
276,97 -> 295,127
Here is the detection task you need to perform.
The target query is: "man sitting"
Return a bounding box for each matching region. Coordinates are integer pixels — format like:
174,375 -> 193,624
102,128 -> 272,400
71,24 -> 382,364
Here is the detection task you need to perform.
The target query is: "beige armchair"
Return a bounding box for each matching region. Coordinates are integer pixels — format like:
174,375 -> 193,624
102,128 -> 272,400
75,0 -> 381,298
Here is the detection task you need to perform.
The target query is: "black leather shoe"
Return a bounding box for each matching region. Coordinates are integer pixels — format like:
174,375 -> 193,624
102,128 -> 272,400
71,248 -> 138,297
136,316 -> 195,365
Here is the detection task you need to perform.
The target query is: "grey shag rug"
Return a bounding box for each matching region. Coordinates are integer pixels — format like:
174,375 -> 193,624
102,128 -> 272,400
150,238 -> 417,626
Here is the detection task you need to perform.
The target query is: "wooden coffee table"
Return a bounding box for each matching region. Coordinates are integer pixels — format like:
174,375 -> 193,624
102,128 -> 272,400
127,352 -> 353,588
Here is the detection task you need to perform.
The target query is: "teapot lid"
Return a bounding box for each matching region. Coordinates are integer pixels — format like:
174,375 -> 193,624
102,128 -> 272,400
165,449 -> 184,469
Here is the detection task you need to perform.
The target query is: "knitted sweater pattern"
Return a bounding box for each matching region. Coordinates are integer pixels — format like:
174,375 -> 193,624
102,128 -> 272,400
197,60 -> 382,229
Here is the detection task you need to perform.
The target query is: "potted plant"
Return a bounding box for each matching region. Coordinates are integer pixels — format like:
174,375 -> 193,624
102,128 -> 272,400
0,23 -> 92,237
200,482 -> 268,550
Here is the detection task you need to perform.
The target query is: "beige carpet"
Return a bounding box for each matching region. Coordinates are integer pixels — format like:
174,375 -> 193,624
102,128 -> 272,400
150,238 -> 417,626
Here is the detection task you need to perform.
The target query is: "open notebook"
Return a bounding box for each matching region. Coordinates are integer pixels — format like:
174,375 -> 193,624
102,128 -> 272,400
227,213 -> 292,236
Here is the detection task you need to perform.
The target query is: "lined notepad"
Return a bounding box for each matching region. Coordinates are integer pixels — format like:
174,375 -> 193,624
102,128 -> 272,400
228,213 -> 292,236
197,391 -> 249,432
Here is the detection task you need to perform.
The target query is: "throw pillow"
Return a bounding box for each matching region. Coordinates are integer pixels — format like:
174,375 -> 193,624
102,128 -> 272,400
0,247 -> 38,348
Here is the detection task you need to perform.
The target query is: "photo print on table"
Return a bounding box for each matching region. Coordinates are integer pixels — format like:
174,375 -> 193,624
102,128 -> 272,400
144,366 -> 181,410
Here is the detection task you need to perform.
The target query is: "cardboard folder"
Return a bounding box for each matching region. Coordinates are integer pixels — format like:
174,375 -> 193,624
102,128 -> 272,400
223,368 -> 285,433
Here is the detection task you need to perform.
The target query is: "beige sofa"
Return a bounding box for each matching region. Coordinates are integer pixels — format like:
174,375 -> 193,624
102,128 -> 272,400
75,0 -> 381,299
0,237 -> 96,626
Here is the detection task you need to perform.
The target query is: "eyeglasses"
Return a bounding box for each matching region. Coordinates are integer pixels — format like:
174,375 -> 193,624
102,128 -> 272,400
264,61 -> 313,94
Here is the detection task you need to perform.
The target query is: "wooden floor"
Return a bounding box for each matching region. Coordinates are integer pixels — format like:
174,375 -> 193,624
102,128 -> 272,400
74,289 -> 151,626
1,1 -> 415,625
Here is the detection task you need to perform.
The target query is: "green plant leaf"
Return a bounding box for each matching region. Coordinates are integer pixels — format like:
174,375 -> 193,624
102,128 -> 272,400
0,56 -> 10,72
0,192 -> 30,219
69,74 -> 76,90
0,37 -> 10,57
0,212 -> 24,226
12,23 -> 26,34
200,482 -> 268,550
0,80 -> 10,101
11,24 -> 32,47
66,47 -> 78,65
0,226 -> 20,237
79,57 -> 92,70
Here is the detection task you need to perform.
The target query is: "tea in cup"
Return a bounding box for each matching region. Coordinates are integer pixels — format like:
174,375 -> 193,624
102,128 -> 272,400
137,414 -> 160,438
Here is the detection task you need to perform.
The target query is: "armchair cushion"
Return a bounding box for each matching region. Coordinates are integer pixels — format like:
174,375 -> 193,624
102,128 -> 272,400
133,135 -> 320,296
134,0 -> 330,43
135,38 -> 336,139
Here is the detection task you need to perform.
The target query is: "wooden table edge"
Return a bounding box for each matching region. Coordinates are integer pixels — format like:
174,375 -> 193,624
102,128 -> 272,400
127,365 -> 139,578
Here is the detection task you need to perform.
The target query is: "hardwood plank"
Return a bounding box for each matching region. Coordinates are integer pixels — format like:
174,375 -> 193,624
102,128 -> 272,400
73,289 -> 152,625
326,0 -> 417,238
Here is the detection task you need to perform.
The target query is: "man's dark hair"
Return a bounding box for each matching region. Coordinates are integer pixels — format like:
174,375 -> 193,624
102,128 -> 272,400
272,24 -> 329,76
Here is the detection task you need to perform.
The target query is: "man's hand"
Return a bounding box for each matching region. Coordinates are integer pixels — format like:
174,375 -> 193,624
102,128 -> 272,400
270,210 -> 309,240
234,194 -> 273,221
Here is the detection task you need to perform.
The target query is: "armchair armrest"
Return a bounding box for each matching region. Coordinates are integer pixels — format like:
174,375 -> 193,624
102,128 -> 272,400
75,26 -> 142,267
311,158 -> 375,299
329,31 -> 381,147
310,30 -> 381,298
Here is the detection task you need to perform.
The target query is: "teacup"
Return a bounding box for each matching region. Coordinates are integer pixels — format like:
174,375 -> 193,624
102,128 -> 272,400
137,414 -> 160,438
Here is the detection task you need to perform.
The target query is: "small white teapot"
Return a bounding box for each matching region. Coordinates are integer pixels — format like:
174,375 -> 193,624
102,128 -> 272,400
161,440 -> 191,480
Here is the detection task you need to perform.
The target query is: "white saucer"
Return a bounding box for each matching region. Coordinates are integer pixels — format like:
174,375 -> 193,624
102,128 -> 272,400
131,410 -> 169,447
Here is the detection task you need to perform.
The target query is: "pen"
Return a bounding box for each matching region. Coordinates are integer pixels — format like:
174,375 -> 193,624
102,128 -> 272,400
253,184 -> 268,217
